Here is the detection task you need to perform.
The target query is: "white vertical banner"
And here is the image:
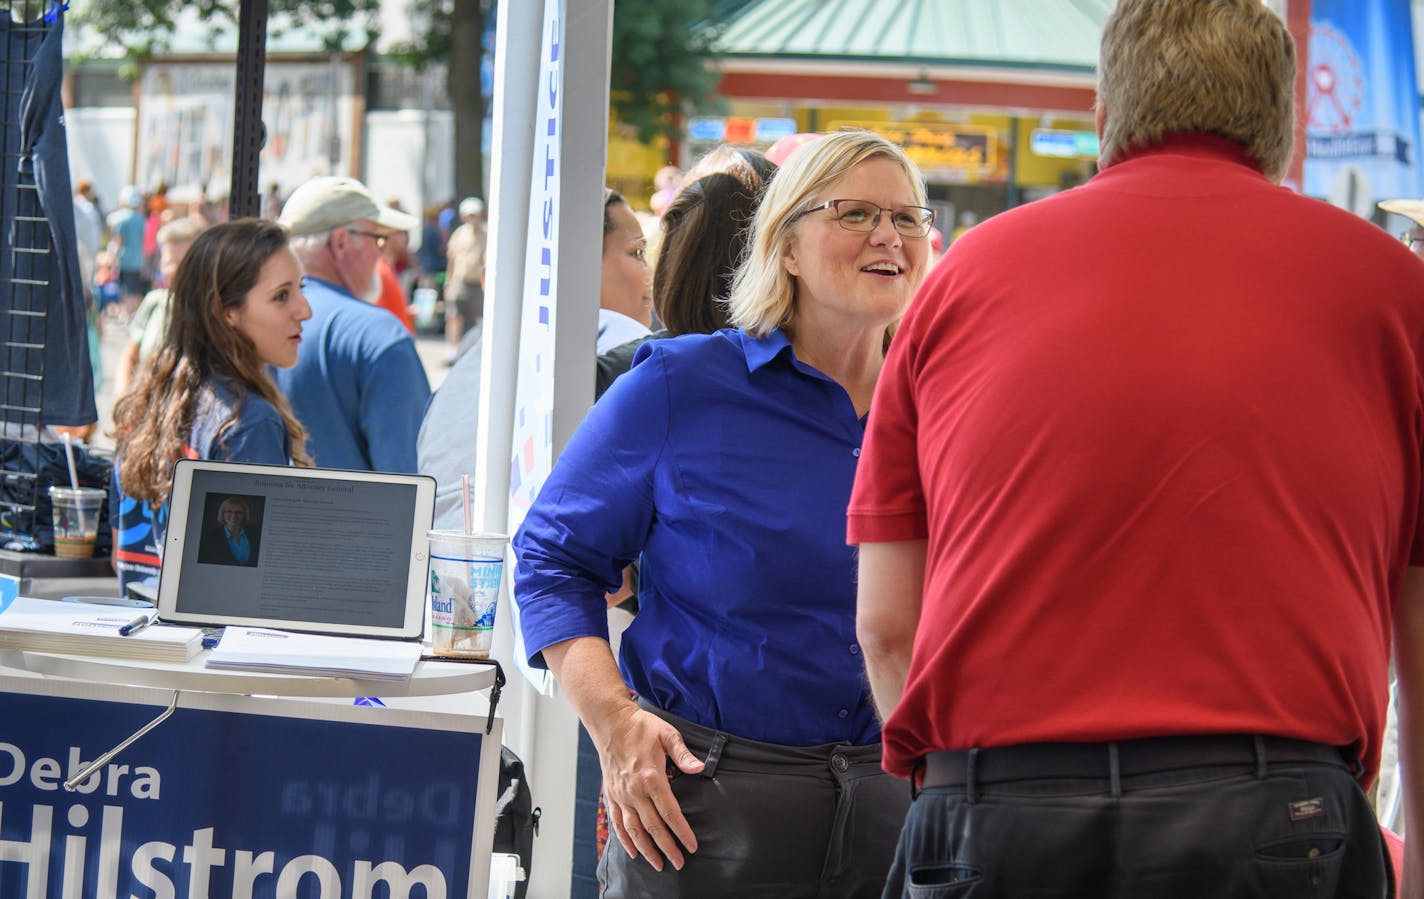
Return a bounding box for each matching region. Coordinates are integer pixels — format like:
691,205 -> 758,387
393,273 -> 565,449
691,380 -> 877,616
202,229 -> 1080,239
499,0 -> 610,693
499,0 -> 566,695
476,1 -> 609,888
481,0 -> 544,713
508,0 -> 564,519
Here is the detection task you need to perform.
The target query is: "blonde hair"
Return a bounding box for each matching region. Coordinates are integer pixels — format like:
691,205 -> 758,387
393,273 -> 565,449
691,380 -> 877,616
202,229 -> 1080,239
156,217 -> 205,248
1097,0 -> 1296,182
726,130 -> 927,337
216,495 -> 250,522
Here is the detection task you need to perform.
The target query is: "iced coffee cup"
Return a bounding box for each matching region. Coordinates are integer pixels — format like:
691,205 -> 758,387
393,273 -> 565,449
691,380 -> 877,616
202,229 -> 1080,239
49,486 -> 104,559
428,530 -> 507,658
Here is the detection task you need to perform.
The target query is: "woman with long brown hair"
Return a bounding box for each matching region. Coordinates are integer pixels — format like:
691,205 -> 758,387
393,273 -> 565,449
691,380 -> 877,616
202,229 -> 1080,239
110,218 -> 312,592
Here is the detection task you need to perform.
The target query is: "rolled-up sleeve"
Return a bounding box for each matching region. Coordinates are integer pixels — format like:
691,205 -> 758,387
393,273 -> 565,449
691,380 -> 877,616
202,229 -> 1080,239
513,346 -> 670,668
848,301 -> 928,545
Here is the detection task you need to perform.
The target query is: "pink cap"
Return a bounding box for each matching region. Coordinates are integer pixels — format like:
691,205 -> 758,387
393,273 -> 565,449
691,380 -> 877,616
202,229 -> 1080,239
764,132 -> 825,166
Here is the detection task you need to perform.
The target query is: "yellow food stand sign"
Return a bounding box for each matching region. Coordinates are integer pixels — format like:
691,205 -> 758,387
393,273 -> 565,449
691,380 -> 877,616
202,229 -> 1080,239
829,120 -> 1000,182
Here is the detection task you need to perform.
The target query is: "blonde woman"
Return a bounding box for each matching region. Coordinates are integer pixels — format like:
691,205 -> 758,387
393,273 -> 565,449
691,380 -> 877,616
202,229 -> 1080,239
514,131 -> 934,898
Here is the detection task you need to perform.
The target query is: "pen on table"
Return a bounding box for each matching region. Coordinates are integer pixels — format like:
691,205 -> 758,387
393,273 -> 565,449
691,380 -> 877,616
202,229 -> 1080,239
118,615 -> 152,637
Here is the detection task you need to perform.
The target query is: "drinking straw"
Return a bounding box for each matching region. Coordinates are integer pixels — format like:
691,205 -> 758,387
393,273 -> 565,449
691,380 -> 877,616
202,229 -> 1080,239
60,433 -> 87,539
61,433 -> 80,489
461,474 -> 473,536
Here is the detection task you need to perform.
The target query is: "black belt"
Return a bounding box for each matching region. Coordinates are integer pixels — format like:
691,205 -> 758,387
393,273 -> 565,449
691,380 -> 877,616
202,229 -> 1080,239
920,734 -> 1353,791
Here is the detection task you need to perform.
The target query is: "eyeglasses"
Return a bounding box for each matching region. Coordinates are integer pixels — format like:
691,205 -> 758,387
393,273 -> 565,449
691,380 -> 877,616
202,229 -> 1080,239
1402,231 -> 1424,249
345,228 -> 390,250
796,199 -> 936,238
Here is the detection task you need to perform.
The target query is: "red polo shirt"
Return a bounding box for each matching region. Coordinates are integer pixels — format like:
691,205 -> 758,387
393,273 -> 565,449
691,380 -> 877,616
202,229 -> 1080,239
848,133 -> 1424,781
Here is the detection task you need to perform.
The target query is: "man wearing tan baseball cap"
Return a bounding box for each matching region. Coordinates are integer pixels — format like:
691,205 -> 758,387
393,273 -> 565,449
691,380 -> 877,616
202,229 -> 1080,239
1379,198 -> 1424,260
272,176 -> 430,472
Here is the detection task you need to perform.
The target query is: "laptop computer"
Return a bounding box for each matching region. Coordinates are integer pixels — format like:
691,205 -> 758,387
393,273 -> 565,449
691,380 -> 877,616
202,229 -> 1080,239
155,459 -> 436,640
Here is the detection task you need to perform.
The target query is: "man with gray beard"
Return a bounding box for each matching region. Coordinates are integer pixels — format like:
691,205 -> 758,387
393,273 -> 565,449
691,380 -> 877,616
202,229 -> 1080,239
275,177 -> 429,472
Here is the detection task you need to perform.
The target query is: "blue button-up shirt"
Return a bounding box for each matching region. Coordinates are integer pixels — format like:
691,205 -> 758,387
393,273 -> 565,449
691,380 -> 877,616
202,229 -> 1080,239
514,328 -> 880,747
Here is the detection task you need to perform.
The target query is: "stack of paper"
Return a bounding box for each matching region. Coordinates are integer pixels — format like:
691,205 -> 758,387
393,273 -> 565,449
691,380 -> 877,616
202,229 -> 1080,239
0,596 -> 202,662
205,627 -> 421,681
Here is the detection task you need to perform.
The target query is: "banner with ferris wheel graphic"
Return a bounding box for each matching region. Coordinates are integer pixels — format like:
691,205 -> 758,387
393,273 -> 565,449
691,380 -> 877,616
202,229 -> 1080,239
1302,0 -> 1424,215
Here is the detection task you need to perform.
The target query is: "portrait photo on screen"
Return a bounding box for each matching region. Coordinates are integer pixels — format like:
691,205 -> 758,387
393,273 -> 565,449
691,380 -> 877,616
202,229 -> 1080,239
196,493 -> 267,568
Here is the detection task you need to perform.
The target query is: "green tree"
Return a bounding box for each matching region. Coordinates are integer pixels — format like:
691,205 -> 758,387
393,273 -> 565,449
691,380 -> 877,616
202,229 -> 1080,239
76,0 -> 489,201
388,0 -> 489,203
395,0 -> 728,190
609,0 -> 726,144
74,0 -> 382,58
73,0 -> 729,200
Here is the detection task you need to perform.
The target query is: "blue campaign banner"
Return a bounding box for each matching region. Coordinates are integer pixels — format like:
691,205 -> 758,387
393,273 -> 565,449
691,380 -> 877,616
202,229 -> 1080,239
1304,0 -> 1424,210
0,683 -> 493,898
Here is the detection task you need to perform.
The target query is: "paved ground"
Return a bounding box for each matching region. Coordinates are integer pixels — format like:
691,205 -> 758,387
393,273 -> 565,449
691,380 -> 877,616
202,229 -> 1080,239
89,313 -> 453,450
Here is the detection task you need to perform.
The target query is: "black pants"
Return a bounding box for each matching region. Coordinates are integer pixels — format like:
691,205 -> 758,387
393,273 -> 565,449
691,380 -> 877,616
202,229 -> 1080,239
599,704 -> 909,898
883,736 -> 1391,898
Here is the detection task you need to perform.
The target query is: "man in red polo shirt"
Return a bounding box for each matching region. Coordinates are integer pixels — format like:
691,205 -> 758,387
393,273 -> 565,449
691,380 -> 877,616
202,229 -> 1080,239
850,1 -> 1424,896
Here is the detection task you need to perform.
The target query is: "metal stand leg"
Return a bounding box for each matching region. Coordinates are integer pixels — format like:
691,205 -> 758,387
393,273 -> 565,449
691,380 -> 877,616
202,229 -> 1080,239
64,689 -> 180,791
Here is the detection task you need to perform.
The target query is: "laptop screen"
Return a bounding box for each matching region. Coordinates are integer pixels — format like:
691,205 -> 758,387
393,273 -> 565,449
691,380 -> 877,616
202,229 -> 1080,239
157,460 -> 435,639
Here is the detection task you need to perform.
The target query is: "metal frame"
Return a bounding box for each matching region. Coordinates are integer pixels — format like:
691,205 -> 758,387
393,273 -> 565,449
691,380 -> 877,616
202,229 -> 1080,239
230,0 -> 269,219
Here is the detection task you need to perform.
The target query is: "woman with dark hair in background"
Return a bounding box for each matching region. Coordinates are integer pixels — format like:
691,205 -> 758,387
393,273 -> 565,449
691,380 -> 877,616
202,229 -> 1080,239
596,188 -> 655,354
110,219 -> 312,592
656,146 -> 778,335
595,146 -> 777,393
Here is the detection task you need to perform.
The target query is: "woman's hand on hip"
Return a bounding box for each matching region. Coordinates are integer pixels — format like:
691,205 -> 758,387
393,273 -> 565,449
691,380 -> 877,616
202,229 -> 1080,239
540,635 -> 704,870
597,704 -> 705,871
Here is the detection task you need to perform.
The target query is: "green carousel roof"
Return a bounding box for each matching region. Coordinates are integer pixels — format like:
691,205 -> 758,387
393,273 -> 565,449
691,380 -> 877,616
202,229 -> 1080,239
715,0 -> 1112,72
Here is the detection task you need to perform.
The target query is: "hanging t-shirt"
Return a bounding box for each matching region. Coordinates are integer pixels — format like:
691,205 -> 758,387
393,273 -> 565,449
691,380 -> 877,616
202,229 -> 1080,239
0,8 -> 97,427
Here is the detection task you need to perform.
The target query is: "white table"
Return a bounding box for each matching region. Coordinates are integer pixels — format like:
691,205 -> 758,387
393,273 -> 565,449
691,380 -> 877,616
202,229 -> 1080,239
0,647 -> 499,697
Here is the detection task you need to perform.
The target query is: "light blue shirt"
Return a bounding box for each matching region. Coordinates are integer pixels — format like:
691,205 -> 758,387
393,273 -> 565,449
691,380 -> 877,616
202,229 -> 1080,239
225,528 -> 252,565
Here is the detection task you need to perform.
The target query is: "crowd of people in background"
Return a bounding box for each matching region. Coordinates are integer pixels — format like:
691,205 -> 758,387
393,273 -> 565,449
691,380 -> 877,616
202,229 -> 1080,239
70,178 -> 495,413
78,141 -> 859,448
74,140 -> 952,427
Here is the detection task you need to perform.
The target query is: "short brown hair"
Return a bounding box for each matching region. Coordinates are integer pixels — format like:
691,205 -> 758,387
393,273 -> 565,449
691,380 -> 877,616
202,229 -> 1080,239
1097,0 -> 1296,182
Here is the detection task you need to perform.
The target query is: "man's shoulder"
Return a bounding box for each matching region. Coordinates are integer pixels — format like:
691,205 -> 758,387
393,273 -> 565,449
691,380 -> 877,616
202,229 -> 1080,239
135,288 -> 168,314
305,282 -> 417,349
334,304 -> 419,353
127,290 -> 166,332
446,224 -> 475,250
